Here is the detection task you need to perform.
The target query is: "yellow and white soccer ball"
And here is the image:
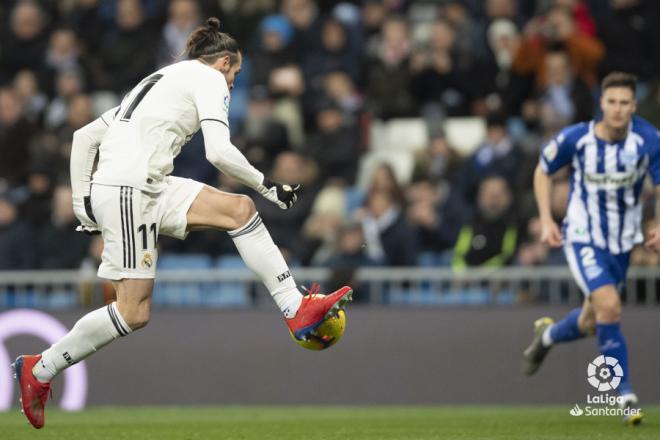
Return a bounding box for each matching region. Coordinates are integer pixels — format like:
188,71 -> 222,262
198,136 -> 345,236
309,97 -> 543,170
290,304 -> 346,351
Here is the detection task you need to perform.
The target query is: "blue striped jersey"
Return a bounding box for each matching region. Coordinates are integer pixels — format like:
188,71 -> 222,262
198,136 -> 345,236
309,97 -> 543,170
539,116 -> 660,254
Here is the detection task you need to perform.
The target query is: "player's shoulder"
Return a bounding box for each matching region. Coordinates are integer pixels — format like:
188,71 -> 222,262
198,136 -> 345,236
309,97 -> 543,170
556,121 -> 590,146
631,115 -> 658,140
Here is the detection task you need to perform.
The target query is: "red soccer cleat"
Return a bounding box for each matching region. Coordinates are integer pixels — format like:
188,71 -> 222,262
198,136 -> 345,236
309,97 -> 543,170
286,284 -> 353,341
12,355 -> 51,429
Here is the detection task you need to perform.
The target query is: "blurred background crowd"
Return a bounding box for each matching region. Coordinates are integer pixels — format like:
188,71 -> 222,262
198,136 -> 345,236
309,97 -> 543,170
1,0 -> 660,275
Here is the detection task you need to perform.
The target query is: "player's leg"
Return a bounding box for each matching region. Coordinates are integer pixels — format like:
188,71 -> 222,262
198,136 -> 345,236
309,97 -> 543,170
170,180 -> 351,339
14,184 -> 157,429
185,185 -> 304,317
522,244 -> 594,375
590,283 -> 641,424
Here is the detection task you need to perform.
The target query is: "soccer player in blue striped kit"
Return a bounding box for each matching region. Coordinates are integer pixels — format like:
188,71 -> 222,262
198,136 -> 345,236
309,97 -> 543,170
521,72 -> 660,425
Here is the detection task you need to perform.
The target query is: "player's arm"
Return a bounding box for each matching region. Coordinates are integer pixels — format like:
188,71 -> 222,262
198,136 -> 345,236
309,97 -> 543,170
200,120 -> 300,209
534,164 -> 562,247
644,132 -> 660,251
534,132 -> 575,247
70,108 -> 116,233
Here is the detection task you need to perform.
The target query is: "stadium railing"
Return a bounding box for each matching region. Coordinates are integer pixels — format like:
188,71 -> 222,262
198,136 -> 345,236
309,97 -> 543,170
0,267 -> 657,309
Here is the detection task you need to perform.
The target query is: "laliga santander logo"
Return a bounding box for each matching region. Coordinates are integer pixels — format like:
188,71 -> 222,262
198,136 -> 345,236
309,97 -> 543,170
0,309 -> 87,411
587,355 -> 623,392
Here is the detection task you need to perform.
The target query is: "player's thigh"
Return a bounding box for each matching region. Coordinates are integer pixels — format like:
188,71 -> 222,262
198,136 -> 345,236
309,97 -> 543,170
185,185 -> 256,231
564,243 -> 617,296
91,184 -> 159,280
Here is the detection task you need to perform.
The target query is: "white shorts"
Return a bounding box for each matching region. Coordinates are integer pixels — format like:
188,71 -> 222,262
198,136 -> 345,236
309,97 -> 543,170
90,176 -> 204,280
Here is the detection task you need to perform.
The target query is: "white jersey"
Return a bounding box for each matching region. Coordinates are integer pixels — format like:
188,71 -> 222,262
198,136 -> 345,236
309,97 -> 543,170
93,60 -> 231,193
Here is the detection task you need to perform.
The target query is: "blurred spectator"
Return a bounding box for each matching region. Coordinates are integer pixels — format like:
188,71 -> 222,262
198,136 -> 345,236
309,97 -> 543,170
44,68 -> 86,129
452,176 -> 520,271
297,183 -> 346,265
12,69 -> 48,123
0,87 -> 33,186
0,194 -> 36,269
366,16 -> 415,119
306,99 -> 360,185
44,28 -> 92,94
95,0 -> 158,93
253,151 -> 318,253
281,0 -> 321,62
0,1 -> 49,85
637,79 -> 660,128
554,0 -> 597,37
239,86 -> 290,171
513,6 -> 604,88
303,18 -> 362,89
595,0 -> 660,80
413,134 -> 462,183
36,185 -> 90,268
407,179 -> 469,256
323,71 -> 363,115
268,65 -> 306,148
411,19 -> 471,117
251,14 -> 295,88
156,0 -> 201,68
455,112 -> 526,203
516,179 -> 569,266
327,220 -> 379,268
476,18 -> 526,114
359,189 -> 417,266
534,44 -> 593,124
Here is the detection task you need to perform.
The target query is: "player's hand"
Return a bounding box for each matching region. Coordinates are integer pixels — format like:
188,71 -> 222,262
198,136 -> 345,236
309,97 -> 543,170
644,226 -> 660,252
539,217 -> 562,248
73,195 -> 100,235
257,177 -> 301,210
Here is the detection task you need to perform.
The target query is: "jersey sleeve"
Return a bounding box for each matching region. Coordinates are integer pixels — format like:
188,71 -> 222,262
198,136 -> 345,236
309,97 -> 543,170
649,130 -> 660,185
539,129 -> 576,175
191,69 -> 230,127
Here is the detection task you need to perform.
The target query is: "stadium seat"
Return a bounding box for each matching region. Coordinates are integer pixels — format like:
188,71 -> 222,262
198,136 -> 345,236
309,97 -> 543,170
443,117 -> 487,157
154,254 -> 213,307
369,118 -> 429,153
207,255 -> 251,307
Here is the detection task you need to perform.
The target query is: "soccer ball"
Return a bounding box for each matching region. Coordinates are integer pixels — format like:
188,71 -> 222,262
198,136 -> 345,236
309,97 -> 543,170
290,303 -> 346,351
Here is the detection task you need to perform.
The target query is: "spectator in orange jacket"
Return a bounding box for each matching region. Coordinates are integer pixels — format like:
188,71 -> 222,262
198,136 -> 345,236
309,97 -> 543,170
512,6 -> 604,88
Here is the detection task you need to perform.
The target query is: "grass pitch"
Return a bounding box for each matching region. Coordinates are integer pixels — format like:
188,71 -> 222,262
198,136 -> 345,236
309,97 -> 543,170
1,406 -> 658,440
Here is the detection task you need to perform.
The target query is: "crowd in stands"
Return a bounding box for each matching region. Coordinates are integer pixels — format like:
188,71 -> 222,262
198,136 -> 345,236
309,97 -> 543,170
1,0 -> 660,275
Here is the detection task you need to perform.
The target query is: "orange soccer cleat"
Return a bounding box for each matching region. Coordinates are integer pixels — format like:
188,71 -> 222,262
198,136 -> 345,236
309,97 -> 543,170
12,355 -> 52,429
285,284 -> 353,341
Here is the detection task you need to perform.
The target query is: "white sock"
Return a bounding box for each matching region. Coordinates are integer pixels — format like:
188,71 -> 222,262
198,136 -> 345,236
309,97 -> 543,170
32,302 -> 131,383
229,213 -> 302,318
541,324 -> 554,347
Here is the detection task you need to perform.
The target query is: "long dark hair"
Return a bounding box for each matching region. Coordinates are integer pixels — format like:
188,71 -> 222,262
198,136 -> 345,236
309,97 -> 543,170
185,17 -> 241,65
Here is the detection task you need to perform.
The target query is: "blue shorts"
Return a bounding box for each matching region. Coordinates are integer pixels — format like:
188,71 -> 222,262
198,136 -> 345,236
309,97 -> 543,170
563,243 -> 630,296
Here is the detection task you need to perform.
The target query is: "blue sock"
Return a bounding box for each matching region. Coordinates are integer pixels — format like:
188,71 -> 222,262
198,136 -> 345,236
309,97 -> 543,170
596,322 -> 632,395
549,308 -> 585,344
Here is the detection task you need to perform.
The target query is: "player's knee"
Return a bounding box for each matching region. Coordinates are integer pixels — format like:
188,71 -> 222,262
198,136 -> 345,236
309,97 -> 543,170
232,194 -> 256,229
120,306 -> 151,331
595,298 -> 621,323
126,312 -> 150,331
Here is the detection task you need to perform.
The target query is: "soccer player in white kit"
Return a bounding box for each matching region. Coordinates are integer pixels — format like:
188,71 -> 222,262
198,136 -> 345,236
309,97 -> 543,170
13,18 -> 352,429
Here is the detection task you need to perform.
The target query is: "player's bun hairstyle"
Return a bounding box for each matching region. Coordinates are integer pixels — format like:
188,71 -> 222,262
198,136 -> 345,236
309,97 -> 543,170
186,17 -> 241,65
601,72 -> 637,94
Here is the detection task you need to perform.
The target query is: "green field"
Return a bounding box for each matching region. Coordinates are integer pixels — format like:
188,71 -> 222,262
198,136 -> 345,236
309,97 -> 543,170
1,406 -> 658,440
